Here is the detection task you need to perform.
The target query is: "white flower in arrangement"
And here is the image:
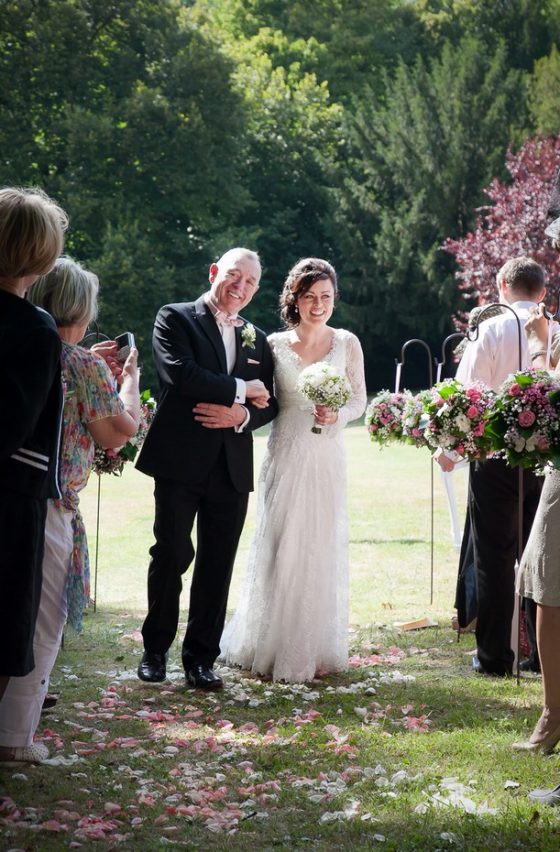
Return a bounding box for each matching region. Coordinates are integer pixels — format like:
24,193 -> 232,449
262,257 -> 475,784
454,413 -> 470,433
241,322 -> 256,349
296,361 -> 352,434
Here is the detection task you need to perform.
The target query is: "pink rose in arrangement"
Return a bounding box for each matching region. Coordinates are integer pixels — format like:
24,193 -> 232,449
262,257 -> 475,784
508,383 -> 522,397
466,406 -> 479,418
518,409 -> 536,428
466,387 -> 481,402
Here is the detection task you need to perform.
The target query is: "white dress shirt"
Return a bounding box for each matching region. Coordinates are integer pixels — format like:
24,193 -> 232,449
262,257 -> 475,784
456,300 -> 537,391
204,295 -> 250,430
203,294 -> 246,403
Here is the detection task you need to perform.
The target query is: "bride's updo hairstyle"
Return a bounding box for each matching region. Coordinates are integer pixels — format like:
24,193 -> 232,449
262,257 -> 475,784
280,257 -> 338,327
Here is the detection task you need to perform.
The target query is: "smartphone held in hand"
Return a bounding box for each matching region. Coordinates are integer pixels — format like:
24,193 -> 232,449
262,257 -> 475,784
115,332 -> 135,362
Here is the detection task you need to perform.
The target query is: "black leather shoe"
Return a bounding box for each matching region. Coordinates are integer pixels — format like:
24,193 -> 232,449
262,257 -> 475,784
472,655 -> 511,677
519,658 -> 541,673
528,783 -> 560,805
185,663 -> 223,691
137,651 -> 167,682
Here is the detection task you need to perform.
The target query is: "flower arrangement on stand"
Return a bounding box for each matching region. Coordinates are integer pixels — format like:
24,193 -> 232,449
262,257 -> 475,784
484,370 -> 560,470
365,390 -> 411,446
296,362 -> 352,434
93,389 -> 157,476
421,379 -> 495,459
401,390 -> 433,448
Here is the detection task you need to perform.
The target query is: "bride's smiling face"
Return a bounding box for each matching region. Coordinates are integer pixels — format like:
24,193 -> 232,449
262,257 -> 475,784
297,277 -> 335,327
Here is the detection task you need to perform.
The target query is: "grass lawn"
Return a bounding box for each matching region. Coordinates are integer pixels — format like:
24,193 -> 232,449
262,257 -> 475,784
1,428 -> 559,850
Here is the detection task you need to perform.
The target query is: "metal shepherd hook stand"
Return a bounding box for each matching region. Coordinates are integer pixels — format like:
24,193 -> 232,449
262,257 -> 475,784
394,339 -> 435,604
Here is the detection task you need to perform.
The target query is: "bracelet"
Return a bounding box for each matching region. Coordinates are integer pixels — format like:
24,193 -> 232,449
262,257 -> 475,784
530,349 -> 548,360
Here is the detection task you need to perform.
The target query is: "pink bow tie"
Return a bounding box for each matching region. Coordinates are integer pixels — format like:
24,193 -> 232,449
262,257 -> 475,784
215,310 -> 244,328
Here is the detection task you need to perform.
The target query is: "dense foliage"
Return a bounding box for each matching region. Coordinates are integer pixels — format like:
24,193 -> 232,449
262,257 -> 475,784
2,0 -> 560,389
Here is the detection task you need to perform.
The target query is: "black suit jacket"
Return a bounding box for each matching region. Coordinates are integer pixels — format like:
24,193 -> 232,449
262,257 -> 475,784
136,296 -> 278,493
0,290 -> 62,499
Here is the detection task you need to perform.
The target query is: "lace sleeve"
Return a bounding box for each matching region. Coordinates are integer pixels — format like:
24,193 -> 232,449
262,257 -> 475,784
336,332 -> 367,430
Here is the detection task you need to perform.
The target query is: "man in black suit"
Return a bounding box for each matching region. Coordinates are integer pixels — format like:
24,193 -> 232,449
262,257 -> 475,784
136,247 -> 278,689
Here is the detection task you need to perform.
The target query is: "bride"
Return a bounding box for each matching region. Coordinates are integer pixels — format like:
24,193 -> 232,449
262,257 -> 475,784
220,257 -> 367,682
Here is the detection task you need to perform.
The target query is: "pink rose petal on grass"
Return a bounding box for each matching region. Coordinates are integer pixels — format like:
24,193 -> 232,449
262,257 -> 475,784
40,819 -> 68,832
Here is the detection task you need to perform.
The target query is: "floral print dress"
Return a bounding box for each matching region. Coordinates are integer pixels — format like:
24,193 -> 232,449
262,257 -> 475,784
55,343 -> 124,628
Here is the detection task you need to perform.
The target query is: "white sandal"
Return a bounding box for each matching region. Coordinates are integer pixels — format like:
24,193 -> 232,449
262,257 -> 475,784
0,742 -> 49,765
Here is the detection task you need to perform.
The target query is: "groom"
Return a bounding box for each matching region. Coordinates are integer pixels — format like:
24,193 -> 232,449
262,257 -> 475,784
136,248 -> 278,689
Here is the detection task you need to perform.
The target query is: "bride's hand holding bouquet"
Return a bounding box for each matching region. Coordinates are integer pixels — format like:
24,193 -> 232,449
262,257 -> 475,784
296,361 -> 352,434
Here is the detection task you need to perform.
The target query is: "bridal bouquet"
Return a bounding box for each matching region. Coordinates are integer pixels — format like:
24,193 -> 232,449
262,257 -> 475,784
93,389 -> 157,476
365,390 -> 411,446
296,362 -> 352,434
484,370 -> 560,470
422,379 -> 494,460
401,390 -> 433,448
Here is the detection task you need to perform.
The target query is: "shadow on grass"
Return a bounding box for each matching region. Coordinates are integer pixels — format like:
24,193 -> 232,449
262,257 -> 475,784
2,610 -> 555,851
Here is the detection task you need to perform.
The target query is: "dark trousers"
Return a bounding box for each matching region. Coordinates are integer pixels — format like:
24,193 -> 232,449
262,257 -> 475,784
0,493 -> 46,677
454,511 -> 477,629
141,453 -> 249,668
469,458 -> 542,674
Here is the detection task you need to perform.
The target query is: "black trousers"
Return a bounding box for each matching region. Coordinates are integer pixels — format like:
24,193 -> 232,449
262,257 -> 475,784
141,452 -> 249,668
0,492 -> 46,677
454,511 -> 477,629
469,458 -> 542,674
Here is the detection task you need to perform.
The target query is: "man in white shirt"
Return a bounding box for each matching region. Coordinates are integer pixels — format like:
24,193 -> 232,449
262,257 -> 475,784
452,256 -> 546,675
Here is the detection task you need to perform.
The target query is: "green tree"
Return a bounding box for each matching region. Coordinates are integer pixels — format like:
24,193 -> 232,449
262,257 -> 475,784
197,0 -> 429,102
528,45 -> 560,135
336,37 -> 527,388
193,12 -> 345,331
413,0 -> 560,72
0,0 -> 248,388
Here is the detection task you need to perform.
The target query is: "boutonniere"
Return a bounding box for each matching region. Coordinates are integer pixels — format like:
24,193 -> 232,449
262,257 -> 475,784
241,322 -> 256,349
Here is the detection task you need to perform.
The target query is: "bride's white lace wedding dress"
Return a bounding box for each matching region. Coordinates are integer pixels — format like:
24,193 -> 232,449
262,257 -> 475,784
220,328 -> 367,682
